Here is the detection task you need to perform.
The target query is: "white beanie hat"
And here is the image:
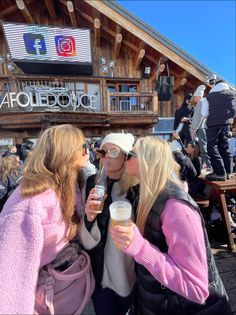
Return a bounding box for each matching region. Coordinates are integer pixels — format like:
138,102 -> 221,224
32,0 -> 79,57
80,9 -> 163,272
101,133 -> 134,154
193,85 -> 206,97
169,140 -> 182,152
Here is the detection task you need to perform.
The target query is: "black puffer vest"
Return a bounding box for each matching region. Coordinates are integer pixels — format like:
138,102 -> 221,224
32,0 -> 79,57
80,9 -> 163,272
133,183 -> 232,315
206,90 -> 235,127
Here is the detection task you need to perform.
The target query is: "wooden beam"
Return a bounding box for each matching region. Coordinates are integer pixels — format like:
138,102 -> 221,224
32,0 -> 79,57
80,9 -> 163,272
44,0 -> 57,20
114,33 -> 122,59
16,0 -> 35,24
0,4 -> 18,17
150,64 -> 159,82
94,18 -> 101,47
150,56 -> 168,81
0,0 -> 34,18
84,0 -> 207,82
173,71 -> 188,92
153,91 -> 158,113
67,1 -> 78,27
116,24 -> 122,34
134,48 -> 145,70
71,5 -> 160,66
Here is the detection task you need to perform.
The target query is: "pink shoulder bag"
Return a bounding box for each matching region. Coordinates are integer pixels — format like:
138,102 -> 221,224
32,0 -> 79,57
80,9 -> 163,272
34,242 -> 95,315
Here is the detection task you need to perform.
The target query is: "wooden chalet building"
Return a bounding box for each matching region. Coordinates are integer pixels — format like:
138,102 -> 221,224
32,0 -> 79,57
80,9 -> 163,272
0,0 -> 224,144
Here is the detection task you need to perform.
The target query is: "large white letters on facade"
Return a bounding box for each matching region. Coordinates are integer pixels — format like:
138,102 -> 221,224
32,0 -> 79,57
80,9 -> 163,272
0,91 -> 97,110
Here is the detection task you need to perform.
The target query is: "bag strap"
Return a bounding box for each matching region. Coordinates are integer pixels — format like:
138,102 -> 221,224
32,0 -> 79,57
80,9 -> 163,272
44,275 -> 55,315
75,268 -> 91,314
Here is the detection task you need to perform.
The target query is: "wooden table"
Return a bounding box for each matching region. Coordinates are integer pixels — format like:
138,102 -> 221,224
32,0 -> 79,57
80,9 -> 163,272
199,174 -> 236,251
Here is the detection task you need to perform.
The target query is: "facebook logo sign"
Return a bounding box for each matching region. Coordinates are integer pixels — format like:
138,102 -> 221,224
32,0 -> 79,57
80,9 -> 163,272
23,33 -> 46,55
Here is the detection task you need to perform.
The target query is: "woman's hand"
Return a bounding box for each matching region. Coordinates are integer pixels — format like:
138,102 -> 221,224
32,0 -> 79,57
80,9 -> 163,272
85,188 -> 104,222
109,223 -> 136,250
181,117 -> 189,123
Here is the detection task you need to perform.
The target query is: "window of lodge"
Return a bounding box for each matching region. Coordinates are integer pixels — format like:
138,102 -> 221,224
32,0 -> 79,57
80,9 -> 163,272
107,83 -> 139,112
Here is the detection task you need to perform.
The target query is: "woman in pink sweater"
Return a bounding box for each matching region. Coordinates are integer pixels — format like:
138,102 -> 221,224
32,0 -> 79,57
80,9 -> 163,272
0,124 -> 90,314
110,136 -> 231,315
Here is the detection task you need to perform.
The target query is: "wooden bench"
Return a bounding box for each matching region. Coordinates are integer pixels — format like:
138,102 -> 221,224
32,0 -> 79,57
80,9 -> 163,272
194,195 -> 210,210
199,175 -> 236,251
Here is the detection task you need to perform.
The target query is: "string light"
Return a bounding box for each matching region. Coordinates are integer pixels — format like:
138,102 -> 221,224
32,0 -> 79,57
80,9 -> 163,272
0,53 -> 16,72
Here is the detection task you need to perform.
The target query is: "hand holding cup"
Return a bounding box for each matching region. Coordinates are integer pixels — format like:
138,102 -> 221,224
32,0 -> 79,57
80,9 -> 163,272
109,201 -> 135,249
85,187 -> 106,222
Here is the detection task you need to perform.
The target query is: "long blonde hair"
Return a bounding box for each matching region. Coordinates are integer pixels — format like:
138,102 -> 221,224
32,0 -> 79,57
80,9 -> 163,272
0,156 -> 20,182
21,124 -> 85,240
135,136 -> 182,235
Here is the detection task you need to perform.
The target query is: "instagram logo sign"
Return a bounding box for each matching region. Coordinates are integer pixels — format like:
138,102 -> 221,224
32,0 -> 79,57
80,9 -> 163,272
55,35 -> 76,57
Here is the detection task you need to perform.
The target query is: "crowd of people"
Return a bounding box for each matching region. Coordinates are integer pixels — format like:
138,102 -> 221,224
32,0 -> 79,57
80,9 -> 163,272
173,75 -> 236,182
0,76 -> 235,315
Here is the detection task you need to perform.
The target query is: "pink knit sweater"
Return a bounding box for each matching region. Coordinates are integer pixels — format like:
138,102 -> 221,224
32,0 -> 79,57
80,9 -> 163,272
124,198 -> 209,304
0,187 -> 69,314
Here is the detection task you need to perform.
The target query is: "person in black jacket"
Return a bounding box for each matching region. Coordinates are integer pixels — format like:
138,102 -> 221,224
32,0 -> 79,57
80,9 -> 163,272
169,139 -> 199,197
174,93 -> 194,146
110,136 -> 232,315
201,80 -> 235,181
78,133 -> 138,315
185,141 -> 205,196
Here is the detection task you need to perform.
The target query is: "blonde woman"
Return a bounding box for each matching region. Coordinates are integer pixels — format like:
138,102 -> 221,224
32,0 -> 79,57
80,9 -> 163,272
0,155 -> 22,211
0,124 -> 89,314
79,133 -> 138,315
110,136 -> 231,315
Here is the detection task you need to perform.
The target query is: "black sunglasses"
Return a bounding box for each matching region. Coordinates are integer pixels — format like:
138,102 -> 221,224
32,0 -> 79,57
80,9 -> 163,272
126,151 -> 137,160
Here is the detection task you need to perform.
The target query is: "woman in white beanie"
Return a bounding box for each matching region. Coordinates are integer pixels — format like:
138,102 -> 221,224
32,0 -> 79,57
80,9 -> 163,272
78,132 -> 138,315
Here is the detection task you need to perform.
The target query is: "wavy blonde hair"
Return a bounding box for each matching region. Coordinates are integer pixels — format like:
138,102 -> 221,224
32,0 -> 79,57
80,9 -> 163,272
135,136 -> 182,235
0,156 -> 20,182
21,124 -> 85,240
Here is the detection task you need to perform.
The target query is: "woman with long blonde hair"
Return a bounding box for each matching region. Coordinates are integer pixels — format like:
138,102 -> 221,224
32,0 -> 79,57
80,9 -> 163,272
0,124 -> 90,314
110,136 -> 231,315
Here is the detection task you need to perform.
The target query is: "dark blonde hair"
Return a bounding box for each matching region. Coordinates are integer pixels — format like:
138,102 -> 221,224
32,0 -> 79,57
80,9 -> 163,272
0,156 -> 20,182
21,124 -> 85,240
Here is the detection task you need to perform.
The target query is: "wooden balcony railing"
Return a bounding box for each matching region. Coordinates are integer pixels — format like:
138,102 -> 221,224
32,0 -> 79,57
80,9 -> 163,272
107,92 -> 158,113
0,77 -> 158,114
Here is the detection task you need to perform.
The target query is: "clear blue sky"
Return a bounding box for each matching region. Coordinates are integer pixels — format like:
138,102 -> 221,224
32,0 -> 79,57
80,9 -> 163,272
116,0 -> 236,86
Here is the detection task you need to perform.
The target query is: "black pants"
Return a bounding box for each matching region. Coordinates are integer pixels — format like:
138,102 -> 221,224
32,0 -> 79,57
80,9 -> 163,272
206,125 -> 233,175
92,284 -> 134,315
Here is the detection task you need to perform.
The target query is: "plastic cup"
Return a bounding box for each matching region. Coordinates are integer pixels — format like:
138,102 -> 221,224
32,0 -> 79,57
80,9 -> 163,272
109,201 -> 132,226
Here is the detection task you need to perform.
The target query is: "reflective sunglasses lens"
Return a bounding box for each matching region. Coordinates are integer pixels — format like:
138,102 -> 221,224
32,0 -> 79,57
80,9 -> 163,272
109,148 -> 120,158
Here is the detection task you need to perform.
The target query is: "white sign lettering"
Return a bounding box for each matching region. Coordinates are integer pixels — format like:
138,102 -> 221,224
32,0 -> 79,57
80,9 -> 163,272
0,91 -> 97,110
